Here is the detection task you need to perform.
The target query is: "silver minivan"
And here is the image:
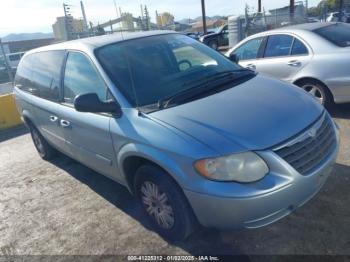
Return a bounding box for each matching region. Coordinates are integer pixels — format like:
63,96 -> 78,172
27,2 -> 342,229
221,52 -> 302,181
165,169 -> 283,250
14,31 -> 339,241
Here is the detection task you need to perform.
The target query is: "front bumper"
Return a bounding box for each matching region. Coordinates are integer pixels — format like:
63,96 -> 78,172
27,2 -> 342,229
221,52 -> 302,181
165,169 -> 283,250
184,135 -> 339,230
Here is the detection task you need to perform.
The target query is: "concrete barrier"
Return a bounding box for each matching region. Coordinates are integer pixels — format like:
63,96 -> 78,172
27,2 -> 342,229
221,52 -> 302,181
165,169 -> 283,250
0,93 -> 22,130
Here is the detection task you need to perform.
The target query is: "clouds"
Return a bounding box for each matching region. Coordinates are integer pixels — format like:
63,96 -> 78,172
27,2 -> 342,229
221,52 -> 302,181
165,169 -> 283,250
0,0 -> 320,36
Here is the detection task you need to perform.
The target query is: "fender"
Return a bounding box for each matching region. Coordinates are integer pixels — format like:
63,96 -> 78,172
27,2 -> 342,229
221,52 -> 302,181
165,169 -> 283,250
117,142 -> 191,193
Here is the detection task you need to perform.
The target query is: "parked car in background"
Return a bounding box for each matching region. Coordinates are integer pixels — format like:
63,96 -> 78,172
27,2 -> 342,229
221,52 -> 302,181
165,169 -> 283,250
14,31 -> 339,241
326,12 -> 350,23
199,24 -> 229,49
185,32 -> 200,41
226,22 -> 350,108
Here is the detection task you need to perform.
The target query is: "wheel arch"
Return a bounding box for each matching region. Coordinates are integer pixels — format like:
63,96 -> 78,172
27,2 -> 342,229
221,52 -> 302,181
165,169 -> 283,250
117,143 -> 188,195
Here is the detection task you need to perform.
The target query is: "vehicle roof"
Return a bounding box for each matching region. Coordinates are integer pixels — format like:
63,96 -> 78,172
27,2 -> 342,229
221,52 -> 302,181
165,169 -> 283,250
248,22 -> 337,38
274,22 -> 336,31
26,30 -> 176,55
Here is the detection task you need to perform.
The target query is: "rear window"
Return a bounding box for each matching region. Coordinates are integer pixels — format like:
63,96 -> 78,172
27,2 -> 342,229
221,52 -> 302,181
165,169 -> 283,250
314,23 -> 350,47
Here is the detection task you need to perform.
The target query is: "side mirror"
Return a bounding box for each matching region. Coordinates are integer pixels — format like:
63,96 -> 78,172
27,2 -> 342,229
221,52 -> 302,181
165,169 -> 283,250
74,93 -> 121,115
229,53 -> 239,63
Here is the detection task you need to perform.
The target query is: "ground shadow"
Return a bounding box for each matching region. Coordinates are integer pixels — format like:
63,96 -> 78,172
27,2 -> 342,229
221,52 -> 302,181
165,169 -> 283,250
49,154 -> 248,256
328,103 -> 350,120
0,125 -> 28,143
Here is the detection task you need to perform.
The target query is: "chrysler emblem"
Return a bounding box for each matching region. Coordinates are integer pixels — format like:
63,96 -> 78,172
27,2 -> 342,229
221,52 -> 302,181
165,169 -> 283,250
307,128 -> 317,138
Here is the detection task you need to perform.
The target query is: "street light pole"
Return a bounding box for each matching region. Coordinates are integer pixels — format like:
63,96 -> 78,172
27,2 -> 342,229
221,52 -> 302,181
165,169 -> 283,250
0,38 -> 14,83
201,0 -> 207,35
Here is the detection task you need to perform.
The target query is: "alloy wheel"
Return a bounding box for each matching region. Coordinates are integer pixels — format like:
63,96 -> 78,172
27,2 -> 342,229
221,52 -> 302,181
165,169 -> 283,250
140,181 -> 175,229
302,84 -> 324,104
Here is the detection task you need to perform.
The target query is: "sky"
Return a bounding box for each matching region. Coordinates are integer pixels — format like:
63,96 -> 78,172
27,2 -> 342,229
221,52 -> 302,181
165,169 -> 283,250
0,0 -> 321,37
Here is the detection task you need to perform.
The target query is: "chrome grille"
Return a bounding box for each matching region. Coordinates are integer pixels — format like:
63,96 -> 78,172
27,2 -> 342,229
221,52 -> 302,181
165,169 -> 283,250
274,113 -> 336,175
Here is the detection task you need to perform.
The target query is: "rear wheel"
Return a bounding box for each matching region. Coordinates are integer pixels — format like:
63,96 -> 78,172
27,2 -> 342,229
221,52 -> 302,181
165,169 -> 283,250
134,164 -> 196,241
296,79 -> 333,109
29,125 -> 57,160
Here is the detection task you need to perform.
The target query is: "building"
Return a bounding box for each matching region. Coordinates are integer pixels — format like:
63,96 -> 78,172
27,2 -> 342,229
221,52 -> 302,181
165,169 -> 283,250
52,16 -> 86,41
156,12 -> 175,27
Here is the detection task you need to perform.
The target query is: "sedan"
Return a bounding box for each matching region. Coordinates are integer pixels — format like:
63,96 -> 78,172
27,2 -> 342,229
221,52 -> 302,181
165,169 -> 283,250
226,22 -> 350,108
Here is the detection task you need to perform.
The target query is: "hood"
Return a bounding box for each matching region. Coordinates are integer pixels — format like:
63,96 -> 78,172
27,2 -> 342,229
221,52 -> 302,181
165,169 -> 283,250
150,75 -> 323,155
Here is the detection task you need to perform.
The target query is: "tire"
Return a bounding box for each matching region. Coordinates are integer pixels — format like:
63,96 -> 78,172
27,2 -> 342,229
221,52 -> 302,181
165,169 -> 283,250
134,164 -> 196,241
296,79 -> 333,109
29,124 -> 57,160
208,40 -> 218,50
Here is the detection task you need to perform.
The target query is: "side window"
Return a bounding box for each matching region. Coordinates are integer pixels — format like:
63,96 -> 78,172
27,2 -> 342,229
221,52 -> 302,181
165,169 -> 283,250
63,52 -> 107,104
264,35 -> 294,58
14,55 -> 33,93
233,37 -> 263,61
31,51 -> 65,101
291,38 -> 308,56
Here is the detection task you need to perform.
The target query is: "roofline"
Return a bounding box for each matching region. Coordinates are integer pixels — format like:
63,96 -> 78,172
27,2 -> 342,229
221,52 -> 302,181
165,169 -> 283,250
24,30 -> 178,56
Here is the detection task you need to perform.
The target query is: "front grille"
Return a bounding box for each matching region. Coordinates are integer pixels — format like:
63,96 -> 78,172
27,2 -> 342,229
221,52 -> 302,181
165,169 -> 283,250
274,113 -> 337,175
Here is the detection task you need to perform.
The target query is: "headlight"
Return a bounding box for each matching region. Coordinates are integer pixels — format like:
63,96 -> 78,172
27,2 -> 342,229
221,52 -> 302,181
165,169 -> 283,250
194,152 -> 269,183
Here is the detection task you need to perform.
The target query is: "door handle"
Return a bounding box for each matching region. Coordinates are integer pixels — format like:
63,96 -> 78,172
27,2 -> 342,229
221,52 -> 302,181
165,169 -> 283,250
246,64 -> 256,70
287,60 -> 301,67
60,119 -> 71,128
49,116 -> 58,122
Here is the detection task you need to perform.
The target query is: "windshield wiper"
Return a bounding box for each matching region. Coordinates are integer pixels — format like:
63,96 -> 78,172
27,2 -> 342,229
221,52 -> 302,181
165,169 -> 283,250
158,70 -> 254,109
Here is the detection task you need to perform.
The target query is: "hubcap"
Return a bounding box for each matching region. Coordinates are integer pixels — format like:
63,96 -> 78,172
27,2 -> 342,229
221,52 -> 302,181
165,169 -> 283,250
140,181 -> 175,229
302,84 -> 324,104
32,129 -> 44,154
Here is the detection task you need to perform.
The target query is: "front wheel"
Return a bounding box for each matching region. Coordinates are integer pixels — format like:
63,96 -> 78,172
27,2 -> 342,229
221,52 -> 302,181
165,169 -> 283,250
134,165 -> 196,241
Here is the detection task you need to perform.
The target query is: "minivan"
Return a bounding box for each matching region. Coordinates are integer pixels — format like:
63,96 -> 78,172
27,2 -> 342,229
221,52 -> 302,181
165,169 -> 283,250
14,31 -> 339,241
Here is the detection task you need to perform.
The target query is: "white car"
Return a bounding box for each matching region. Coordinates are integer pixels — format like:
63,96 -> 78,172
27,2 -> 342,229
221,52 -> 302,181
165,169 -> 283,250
226,22 -> 350,108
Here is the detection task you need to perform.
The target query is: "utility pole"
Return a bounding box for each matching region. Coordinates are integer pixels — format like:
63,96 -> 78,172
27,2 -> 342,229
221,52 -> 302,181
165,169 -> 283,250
144,5 -> 150,31
201,0 -> 207,34
63,3 -> 72,40
339,0 -> 344,21
80,1 -> 89,33
290,0 -> 295,23
0,39 -> 13,83
258,0 -> 262,13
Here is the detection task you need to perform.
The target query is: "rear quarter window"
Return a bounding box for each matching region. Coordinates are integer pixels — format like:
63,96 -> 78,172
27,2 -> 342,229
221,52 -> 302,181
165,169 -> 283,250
15,51 -> 65,101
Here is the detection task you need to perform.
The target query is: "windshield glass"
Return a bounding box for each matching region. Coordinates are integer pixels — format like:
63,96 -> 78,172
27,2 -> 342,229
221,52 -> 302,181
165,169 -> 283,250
95,34 -> 245,108
314,23 -> 350,47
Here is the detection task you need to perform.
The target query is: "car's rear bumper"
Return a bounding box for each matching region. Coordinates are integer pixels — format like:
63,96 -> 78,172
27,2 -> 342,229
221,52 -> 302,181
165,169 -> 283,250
184,132 -> 339,230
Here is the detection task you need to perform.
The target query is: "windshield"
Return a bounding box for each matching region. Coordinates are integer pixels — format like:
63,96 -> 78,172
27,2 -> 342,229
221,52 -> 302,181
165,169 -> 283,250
95,34 -> 246,108
314,23 -> 350,47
